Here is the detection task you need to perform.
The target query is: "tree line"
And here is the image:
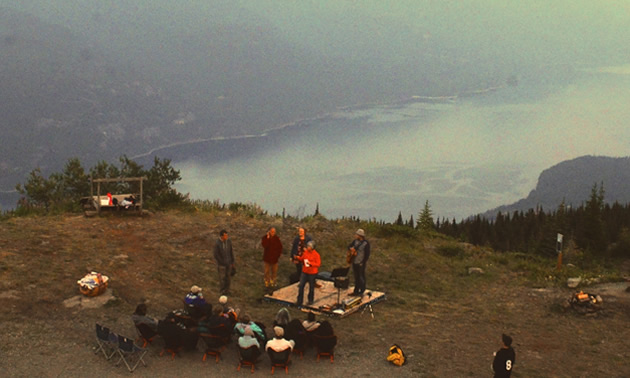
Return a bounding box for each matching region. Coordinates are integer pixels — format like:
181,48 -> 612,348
433,183 -> 630,259
15,156 -> 186,213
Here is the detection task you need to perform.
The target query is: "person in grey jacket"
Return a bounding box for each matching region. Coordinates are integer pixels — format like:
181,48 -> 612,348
347,228 -> 370,296
213,229 -> 235,295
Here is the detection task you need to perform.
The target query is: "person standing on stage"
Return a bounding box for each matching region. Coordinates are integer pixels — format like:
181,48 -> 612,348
492,334 -> 516,378
261,226 -> 283,289
213,229 -> 235,295
295,241 -> 321,306
347,228 -> 370,296
290,227 -> 312,283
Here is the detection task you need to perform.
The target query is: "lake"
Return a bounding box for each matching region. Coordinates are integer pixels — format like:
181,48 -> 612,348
162,69 -> 630,221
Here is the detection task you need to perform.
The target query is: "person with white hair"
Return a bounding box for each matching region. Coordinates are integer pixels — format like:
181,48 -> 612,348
265,326 -> 295,352
347,229 -> 371,296
238,326 -> 261,349
295,240 -> 321,307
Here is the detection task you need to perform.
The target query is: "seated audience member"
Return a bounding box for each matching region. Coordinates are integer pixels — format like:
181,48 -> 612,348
265,326 -> 295,352
234,314 -> 266,342
302,311 -> 321,333
313,320 -> 335,337
185,285 -> 207,307
199,306 -> 232,341
132,303 -> 159,333
219,295 -> 239,324
238,326 -> 261,349
158,312 -> 198,351
284,318 -> 308,353
184,285 -> 209,319
273,307 -> 291,329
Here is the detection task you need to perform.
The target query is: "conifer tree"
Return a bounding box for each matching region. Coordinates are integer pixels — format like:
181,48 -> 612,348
395,211 -> 404,225
417,200 -> 434,232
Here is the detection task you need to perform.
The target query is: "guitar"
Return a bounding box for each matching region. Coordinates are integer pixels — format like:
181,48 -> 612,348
346,248 -> 357,265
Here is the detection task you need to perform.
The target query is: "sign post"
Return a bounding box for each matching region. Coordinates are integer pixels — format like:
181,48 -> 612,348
556,233 -> 563,270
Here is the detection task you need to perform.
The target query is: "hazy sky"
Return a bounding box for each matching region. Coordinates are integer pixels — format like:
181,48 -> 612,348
3,1 -> 630,218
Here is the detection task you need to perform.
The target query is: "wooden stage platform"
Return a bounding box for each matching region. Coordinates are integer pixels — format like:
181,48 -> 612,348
263,278 -> 386,318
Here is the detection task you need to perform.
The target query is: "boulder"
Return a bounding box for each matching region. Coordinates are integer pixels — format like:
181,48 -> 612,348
468,267 -> 484,275
63,290 -> 116,309
567,277 -> 582,288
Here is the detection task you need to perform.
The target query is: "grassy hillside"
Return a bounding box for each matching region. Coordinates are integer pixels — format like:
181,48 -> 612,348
1,208 -> 629,376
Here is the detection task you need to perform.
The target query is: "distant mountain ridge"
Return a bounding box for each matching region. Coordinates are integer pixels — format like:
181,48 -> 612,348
480,155 -> 630,219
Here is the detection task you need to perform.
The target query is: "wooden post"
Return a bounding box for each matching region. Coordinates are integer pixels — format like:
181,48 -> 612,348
139,177 -> 144,213
97,181 -> 101,215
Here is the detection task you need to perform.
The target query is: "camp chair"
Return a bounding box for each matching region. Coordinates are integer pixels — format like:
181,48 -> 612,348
285,319 -> 308,359
199,332 -> 228,363
115,334 -> 148,373
291,331 -> 308,359
158,322 -> 184,359
312,334 -> 337,363
237,344 -> 261,373
134,323 -> 158,348
267,347 -> 291,375
94,323 -> 118,360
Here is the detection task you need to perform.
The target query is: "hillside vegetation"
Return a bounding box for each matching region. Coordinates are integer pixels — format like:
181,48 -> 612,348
1,207 -> 629,377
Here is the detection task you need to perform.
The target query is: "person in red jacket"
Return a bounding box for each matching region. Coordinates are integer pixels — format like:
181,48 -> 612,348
295,241 -> 321,307
261,227 -> 283,289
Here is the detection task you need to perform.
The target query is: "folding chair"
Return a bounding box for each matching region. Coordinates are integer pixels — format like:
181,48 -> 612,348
94,323 -> 118,360
312,334 -> 337,363
115,335 -> 148,372
237,344 -> 261,373
267,347 -> 291,375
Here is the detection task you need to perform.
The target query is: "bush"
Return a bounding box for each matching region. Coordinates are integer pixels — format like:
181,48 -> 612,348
437,244 -> 464,258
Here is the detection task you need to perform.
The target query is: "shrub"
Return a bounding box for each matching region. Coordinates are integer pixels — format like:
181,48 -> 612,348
437,244 -> 464,258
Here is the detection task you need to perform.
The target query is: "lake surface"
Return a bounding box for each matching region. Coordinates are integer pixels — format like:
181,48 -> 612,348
164,70 -> 630,222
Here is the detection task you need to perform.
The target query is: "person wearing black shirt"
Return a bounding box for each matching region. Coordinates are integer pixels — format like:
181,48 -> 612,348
492,334 -> 516,378
290,227 -> 312,283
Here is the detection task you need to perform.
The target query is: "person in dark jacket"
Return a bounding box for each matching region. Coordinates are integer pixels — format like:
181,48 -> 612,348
290,227 -> 312,283
492,334 -> 516,378
261,227 -> 283,288
213,229 -> 235,295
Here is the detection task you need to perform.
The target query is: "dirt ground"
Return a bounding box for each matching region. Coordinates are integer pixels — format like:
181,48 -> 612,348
1,213 -> 630,377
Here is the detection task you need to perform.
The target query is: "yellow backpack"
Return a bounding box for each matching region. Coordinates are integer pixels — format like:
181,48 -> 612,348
386,344 -> 406,366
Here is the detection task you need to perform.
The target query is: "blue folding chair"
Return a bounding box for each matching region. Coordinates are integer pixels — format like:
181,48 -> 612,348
94,323 -> 118,360
115,334 -> 148,372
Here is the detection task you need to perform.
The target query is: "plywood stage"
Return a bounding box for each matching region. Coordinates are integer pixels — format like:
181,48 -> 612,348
263,278 -> 386,318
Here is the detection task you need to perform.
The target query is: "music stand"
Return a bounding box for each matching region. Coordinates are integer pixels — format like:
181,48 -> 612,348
330,267 -> 350,309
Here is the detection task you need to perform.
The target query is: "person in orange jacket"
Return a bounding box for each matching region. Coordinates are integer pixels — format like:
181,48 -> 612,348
295,241 -> 321,307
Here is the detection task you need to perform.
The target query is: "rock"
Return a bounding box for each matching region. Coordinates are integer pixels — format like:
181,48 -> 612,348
567,277 -> 582,288
63,290 -> 116,309
0,290 -> 19,299
468,267 -> 484,274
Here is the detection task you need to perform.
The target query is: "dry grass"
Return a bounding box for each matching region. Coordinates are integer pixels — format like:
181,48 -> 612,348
1,210 -> 630,377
